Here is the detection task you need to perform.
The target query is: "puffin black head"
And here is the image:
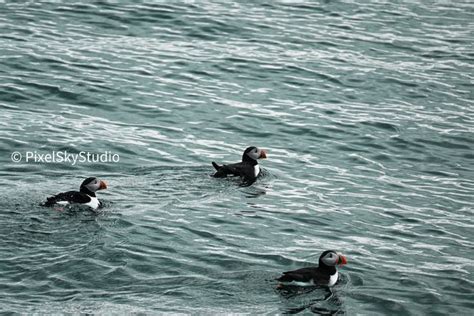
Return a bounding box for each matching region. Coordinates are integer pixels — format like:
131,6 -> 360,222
242,146 -> 267,163
80,177 -> 107,196
319,250 -> 348,268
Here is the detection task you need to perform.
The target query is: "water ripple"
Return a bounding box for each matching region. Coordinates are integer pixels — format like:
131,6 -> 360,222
1,1 -> 473,314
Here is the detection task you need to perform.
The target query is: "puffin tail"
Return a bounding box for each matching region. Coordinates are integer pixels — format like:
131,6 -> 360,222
212,162 -> 221,171
212,162 -> 228,178
41,195 -> 57,207
275,272 -> 294,283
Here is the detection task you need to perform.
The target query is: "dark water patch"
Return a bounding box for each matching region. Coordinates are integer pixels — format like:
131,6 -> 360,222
323,125 -> 360,137
21,81 -> 81,100
355,137 -> 388,150
278,127 -> 335,140
443,134 -> 473,146
278,2 -> 327,13
389,136 -> 427,152
282,78 -> 313,88
360,120 -> 399,133
335,144 -> 371,154
461,153 -> 474,159
0,86 -> 31,102
400,217 -> 422,224
372,153 -> 392,162
350,292 -> 414,315
421,51 -> 466,60
188,69 -> 215,77
186,31 -> 217,41
213,64 -> 241,74
421,170 -> 459,178
416,138 -> 471,150
316,40 -> 340,48
68,61 -> 102,71
217,122 -> 275,138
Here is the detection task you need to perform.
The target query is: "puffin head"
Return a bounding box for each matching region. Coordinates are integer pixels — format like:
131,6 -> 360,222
242,146 -> 267,163
80,177 -> 107,195
319,250 -> 347,267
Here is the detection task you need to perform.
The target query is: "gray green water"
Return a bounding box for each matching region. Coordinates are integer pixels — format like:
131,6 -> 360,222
1,1 -> 473,314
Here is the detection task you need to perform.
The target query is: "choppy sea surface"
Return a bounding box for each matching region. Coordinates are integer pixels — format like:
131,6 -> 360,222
0,1 -> 473,314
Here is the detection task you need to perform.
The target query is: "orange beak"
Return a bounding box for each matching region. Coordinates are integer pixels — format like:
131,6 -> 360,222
259,149 -> 267,159
99,180 -> 107,190
338,254 -> 347,265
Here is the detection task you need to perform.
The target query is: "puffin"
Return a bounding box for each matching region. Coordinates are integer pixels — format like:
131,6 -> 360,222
212,146 -> 267,185
277,250 -> 347,287
42,177 -> 107,210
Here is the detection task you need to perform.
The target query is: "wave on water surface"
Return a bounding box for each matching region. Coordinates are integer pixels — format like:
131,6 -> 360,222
0,1 -> 473,315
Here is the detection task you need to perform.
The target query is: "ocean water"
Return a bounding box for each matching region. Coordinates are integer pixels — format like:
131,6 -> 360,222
0,1 -> 473,314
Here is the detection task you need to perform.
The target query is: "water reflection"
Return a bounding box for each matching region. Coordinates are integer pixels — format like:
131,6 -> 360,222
277,285 -> 344,315
242,186 -> 267,198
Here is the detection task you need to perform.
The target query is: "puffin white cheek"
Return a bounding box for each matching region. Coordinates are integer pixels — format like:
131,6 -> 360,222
248,150 -> 260,160
322,257 -> 337,266
86,183 -> 99,192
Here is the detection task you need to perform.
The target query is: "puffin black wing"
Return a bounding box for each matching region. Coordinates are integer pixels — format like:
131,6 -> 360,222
277,267 -> 330,284
212,162 -> 248,178
277,267 -> 316,283
42,191 -> 91,207
212,161 -> 258,185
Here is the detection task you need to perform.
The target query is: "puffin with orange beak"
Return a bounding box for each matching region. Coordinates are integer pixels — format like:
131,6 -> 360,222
212,146 -> 267,185
277,250 -> 347,287
42,177 -> 107,210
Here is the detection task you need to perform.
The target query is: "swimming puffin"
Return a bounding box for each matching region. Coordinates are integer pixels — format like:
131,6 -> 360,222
212,146 -> 267,185
277,250 -> 347,287
42,177 -> 107,210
